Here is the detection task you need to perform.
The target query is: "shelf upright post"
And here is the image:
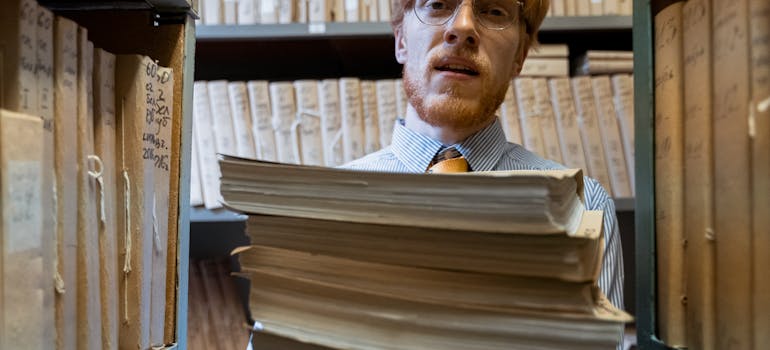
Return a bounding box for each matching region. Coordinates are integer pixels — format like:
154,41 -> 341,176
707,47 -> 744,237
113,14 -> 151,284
633,0 -> 674,348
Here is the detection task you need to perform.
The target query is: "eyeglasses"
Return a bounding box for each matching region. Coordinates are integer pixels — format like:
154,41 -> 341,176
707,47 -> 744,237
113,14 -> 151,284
413,0 -> 524,31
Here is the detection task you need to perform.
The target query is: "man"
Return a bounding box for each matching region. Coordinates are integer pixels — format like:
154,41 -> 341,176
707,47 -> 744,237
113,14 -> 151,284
344,0 -> 624,312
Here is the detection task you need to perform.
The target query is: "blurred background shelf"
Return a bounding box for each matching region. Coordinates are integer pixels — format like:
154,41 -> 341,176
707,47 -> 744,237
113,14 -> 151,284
195,16 -> 632,41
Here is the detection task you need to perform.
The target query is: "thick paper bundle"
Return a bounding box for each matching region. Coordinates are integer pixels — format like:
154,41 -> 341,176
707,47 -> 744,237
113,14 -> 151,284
75,29 -> 102,350
93,47 -> 119,350
654,2 -> 686,346
150,65 -> 174,347
0,0 -> 38,114
247,80 -> 278,161
220,159 -> 595,236
570,76 -> 612,196
35,5 -> 57,349
0,109 -> 45,349
515,77 -> 546,157
194,81 -> 224,209
270,81 -> 301,164
339,78 -> 365,162
221,157 -> 630,350
53,16 -> 79,350
294,80 -> 324,165
591,76 -> 631,197
115,54 -> 157,350
548,77 -> 588,172
682,0 -> 715,348
750,0 -> 770,346
319,79 -> 344,166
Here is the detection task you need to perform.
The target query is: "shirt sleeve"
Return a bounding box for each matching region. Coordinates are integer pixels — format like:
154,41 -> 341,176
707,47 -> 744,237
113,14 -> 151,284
583,176 -> 625,311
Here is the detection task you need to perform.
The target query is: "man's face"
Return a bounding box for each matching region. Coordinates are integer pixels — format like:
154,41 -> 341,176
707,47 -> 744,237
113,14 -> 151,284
396,0 -> 528,132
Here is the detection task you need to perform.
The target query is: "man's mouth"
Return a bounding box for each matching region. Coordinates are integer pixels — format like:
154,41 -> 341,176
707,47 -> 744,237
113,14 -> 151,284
434,64 -> 480,76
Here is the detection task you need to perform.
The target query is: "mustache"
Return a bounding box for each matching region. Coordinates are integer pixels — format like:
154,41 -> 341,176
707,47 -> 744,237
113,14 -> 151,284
427,48 -> 487,73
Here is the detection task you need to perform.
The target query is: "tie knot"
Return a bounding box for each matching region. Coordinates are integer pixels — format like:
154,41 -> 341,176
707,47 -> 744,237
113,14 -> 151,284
427,147 -> 469,173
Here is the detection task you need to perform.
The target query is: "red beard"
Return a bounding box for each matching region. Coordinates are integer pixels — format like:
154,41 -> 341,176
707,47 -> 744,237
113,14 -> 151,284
401,48 -> 508,134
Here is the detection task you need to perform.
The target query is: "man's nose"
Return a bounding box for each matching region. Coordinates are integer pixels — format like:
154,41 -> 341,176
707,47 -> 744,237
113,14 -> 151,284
444,2 -> 480,47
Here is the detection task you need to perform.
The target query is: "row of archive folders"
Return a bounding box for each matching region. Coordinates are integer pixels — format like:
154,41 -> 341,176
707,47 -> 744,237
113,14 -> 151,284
190,73 -> 635,210
197,0 -> 633,26
1,0 -> 177,349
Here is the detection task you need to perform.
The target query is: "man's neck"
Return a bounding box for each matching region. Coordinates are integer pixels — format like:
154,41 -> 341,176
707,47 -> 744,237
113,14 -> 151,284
403,106 -> 494,145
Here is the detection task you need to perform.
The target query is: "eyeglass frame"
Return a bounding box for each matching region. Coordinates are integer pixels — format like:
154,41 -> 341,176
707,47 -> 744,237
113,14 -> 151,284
411,0 -> 525,31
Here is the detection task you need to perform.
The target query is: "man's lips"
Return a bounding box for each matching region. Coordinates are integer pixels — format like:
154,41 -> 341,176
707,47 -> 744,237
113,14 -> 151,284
433,57 -> 480,76
434,64 -> 480,76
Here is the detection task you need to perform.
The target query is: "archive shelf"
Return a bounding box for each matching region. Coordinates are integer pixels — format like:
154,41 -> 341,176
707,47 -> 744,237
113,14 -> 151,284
195,15 -> 632,41
194,16 -> 633,81
40,1 -> 196,348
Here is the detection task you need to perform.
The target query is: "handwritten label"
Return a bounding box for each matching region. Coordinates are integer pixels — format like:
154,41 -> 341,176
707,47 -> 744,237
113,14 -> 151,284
713,4 -> 745,64
101,55 -> 116,127
361,81 -> 379,153
278,0 -> 293,23
249,82 -> 272,131
297,85 -> 320,137
683,0 -> 706,31
6,161 -> 42,252
321,81 -> 341,130
751,5 -> 770,88
320,80 -> 344,165
58,24 -> 77,108
18,0 -> 38,112
230,83 -> 256,158
143,61 -> 172,172
154,67 -> 172,172
551,79 -> 575,128
271,83 -> 296,130
654,11 -> 679,52
341,79 -> 365,160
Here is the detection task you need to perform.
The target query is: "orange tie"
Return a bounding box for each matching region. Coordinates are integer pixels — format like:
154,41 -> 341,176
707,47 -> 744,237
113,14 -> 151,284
426,147 -> 469,173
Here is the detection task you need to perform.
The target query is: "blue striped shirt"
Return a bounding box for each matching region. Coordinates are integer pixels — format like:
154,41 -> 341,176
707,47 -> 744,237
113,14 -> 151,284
343,118 -> 625,311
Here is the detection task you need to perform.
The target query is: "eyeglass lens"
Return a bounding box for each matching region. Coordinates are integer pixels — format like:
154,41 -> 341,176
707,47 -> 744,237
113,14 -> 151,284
414,0 -> 521,30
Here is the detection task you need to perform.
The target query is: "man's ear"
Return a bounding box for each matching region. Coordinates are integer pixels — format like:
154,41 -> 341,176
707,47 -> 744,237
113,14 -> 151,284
395,26 -> 407,64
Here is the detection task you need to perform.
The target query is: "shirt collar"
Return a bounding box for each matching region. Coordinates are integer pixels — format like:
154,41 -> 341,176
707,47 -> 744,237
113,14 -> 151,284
389,118 -> 509,172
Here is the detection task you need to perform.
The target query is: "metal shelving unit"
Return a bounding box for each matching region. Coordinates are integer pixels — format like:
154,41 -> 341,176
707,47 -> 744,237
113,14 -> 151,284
39,0 -> 194,11
195,16 -> 632,41
40,1 -> 197,348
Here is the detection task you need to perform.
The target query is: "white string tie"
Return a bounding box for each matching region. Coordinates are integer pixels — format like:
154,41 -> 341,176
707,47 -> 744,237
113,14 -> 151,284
153,196 -> 162,254
245,321 -> 264,350
122,170 -> 132,322
52,184 -> 65,294
758,96 -> 770,113
88,155 -> 107,223
296,108 -> 322,163
331,129 -> 344,164
290,116 -> 305,164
